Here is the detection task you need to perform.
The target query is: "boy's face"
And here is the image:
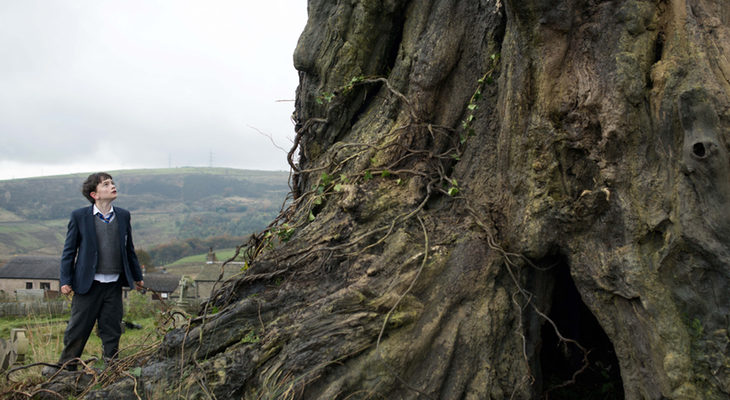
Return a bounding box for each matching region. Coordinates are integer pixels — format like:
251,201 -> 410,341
90,178 -> 117,203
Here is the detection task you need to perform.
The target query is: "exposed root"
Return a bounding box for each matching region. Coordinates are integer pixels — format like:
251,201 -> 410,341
375,216 -> 434,400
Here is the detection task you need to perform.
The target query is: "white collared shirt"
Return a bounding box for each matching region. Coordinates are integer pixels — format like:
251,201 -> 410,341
92,204 -> 119,283
93,204 -> 115,222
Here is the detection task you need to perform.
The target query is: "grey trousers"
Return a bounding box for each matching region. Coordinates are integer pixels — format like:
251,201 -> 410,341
59,280 -> 123,368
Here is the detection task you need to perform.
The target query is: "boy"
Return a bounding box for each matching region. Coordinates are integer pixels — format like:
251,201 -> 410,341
47,172 -> 144,373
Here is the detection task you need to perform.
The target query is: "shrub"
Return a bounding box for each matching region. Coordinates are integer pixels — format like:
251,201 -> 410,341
125,291 -> 160,320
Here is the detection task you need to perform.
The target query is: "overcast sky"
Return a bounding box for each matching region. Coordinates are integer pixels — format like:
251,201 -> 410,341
0,1 -> 307,180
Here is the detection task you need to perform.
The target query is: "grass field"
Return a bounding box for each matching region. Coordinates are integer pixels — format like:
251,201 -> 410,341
167,247 -> 244,266
0,222 -> 64,258
0,209 -> 22,223
0,292 -> 165,394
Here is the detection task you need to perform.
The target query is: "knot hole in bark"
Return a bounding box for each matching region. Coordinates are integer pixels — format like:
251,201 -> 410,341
539,259 -> 624,398
692,142 -> 707,159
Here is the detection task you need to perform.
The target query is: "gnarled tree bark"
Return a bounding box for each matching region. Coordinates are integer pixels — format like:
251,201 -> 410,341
137,1 -> 730,399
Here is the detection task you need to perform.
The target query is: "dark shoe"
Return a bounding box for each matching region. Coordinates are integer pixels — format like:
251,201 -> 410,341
43,361 -> 79,377
41,365 -> 60,377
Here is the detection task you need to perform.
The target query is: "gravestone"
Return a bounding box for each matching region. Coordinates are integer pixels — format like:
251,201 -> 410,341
0,338 -> 17,371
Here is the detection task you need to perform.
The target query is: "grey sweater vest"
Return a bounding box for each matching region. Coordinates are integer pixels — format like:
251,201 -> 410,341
94,216 -> 123,275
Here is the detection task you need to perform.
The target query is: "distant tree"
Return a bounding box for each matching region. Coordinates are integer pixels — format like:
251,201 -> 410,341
135,249 -> 153,268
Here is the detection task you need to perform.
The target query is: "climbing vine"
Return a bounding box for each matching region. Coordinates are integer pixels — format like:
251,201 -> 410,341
186,50 -> 588,399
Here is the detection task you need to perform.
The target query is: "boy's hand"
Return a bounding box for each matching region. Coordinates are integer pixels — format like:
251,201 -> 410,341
135,281 -> 145,291
61,285 -> 72,295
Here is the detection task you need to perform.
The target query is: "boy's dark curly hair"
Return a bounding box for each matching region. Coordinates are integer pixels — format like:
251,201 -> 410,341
81,172 -> 113,204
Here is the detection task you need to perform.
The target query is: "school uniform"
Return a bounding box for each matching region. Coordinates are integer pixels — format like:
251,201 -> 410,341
57,204 -> 143,366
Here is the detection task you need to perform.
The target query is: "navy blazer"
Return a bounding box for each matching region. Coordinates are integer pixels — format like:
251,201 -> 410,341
59,205 -> 144,295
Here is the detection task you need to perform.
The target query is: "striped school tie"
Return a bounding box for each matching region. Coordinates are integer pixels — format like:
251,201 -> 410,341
97,212 -> 113,224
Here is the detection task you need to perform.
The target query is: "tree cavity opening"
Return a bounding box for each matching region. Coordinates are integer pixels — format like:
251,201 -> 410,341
692,142 -> 707,158
539,259 -> 624,399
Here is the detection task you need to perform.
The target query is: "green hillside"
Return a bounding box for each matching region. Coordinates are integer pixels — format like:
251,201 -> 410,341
0,167 -> 290,262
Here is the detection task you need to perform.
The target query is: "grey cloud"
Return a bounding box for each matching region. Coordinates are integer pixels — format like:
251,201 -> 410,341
0,0 -> 305,178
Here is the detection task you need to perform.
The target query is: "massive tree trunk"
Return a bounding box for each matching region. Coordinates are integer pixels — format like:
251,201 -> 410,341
141,0 -> 730,399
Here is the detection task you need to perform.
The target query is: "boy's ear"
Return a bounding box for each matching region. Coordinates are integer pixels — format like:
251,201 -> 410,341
90,191 -> 99,200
